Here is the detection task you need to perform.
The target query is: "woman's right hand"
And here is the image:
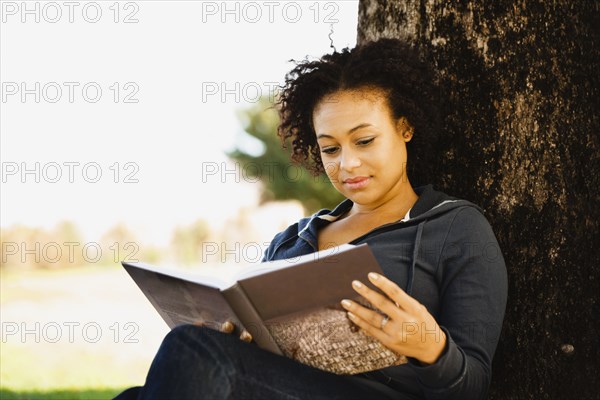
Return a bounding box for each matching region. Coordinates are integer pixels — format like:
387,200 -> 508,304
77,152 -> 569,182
220,320 -> 253,342
195,319 -> 253,342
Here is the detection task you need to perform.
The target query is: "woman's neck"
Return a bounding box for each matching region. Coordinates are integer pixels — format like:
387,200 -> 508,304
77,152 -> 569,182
347,183 -> 419,223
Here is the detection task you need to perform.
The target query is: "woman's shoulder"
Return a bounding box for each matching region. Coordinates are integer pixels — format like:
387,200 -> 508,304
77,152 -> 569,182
410,185 -> 486,222
409,185 -> 499,250
262,200 -> 353,261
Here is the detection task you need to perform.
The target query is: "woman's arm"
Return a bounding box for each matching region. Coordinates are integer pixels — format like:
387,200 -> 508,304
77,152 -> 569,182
408,207 -> 508,399
343,207 -> 508,399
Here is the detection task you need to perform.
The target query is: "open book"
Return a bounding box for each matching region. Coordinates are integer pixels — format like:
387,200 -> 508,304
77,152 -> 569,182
122,243 -> 407,375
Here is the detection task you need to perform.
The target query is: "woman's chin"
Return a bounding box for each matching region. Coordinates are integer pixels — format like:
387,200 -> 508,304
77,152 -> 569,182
342,191 -> 376,205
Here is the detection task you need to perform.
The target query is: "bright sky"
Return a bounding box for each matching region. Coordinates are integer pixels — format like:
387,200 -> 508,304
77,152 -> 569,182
0,1 -> 359,245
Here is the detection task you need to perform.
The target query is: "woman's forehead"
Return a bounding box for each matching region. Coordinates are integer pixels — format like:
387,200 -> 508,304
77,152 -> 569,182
312,89 -> 396,135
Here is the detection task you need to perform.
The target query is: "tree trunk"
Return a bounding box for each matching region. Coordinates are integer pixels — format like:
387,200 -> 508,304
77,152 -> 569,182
357,1 -> 600,398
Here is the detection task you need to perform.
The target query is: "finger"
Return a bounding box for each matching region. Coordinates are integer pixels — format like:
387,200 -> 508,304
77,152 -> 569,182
240,330 -> 253,342
220,320 -> 234,334
341,299 -> 392,329
346,311 -> 389,343
351,280 -> 411,321
367,273 -> 424,315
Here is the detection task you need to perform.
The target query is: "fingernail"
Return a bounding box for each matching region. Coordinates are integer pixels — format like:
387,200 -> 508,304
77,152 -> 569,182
347,312 -> 357,320
352,280 -> 363,288
368,272 -> 379,280
341,299 -> 352,308
240,331 -> 252,342
221,321 -> 234,333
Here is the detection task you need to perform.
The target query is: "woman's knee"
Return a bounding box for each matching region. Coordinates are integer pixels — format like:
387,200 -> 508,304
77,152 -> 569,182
142,325 -> 235,398
163,324 -> 247,359
150,325 -> 235,380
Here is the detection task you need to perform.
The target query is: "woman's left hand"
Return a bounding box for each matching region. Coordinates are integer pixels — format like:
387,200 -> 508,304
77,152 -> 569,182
340,272 -> 447,365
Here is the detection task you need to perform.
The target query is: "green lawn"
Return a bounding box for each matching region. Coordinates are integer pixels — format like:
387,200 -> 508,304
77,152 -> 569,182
0,388 -> 126,400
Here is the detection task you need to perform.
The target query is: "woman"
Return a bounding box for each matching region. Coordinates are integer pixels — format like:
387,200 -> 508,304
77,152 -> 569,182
115,38 -> 507,400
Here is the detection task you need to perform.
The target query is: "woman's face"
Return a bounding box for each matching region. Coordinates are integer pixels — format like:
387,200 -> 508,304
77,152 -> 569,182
312,88 -> 414,208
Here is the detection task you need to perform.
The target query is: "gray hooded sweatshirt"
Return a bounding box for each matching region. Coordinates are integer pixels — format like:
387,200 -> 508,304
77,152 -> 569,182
263,185 -> 508,399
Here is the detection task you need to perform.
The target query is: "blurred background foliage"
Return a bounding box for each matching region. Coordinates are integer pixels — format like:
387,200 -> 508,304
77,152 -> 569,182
227,97 -> 344,215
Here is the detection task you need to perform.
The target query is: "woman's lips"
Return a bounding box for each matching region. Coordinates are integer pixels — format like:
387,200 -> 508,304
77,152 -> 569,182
343,176 -> 370,190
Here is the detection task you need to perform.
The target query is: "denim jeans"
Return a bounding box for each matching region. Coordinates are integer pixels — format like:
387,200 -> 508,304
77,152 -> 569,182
113,324 -> 416,400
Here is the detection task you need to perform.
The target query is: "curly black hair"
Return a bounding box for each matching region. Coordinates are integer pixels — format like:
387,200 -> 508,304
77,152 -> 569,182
276,38 -> 441,185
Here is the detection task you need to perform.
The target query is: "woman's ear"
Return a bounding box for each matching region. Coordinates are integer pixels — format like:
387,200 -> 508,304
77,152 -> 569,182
396,117 -> 414,142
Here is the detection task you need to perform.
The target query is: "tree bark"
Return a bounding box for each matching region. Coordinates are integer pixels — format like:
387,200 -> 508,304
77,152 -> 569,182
357,1 -> 600,398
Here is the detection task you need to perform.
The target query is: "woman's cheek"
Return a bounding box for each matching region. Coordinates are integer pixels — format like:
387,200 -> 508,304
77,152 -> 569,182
323,161 -> 339,183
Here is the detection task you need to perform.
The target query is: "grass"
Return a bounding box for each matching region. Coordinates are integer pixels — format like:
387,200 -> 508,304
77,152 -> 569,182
0,388 -> 127,400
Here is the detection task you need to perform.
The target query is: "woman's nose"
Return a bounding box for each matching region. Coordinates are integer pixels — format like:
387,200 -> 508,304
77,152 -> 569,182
339,149 -> 362,171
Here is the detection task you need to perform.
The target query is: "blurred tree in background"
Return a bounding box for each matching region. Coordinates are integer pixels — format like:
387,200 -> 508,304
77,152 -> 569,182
227,97 -> 344,215
1,222 -> 85,269
0,222 -> 165,269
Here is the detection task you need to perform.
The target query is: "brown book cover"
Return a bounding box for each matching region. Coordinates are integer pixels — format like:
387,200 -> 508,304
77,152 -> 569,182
122,243 -> 407,374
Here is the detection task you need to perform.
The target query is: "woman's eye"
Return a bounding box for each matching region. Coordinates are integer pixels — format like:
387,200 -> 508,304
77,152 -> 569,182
321,147 -> 338,155
357,137 -> 375,146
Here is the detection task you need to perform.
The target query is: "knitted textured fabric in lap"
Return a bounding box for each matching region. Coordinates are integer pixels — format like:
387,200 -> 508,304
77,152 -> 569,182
265,301 -> 407,375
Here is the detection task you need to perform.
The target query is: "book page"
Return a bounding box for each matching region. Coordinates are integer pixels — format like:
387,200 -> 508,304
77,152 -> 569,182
123,263 -> 244,332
